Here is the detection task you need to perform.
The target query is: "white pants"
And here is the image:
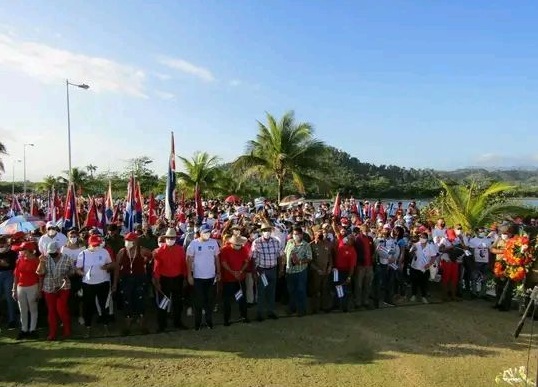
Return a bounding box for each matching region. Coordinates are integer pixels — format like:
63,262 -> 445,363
245,273 -> 256,304
17,284 -> 39,332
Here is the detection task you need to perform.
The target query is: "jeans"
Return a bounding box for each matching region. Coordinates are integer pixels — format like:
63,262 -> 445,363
82,281 -> 110,327
222,281 -> 247,323
257,267 -> 277,317
44,289 -> 71,338
119,275 -> 147,318
156,275 -> 184,330
0,271 -> 16,323
374,264 -> 395,306
17,284 -> 39,332
286,269 -> 308,315
354,266 -> 374,307
193,278 -> 215,327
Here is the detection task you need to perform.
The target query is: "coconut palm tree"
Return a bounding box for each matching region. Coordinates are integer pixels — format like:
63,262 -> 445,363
58,167 -> 89,193
435,180 -> 527,231
233,111 -> 325,202
86,164 -> 97,178
36,175 -> 58,193
0,142 -> 7,174
176,151 -> 220,191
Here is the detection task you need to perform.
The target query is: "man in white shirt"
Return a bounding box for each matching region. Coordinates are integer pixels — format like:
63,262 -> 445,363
186,224 -> 220,330
468,228 -> 493,298
76,234 -> 115,337
409,233 -> 437,303
38,221 -> 68,255
374,227 -> 400,307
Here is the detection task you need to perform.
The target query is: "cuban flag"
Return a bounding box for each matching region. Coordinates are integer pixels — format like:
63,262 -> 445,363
84,197 -> 100,228
165,131 -> 176,221
63,183 -> 79,230
105,181 -> 114,222
135,181 -> 143,225
148,192 -> 157,226
7,195 -> 22,217
124,175 -> 136,232
332,192 -> 341,219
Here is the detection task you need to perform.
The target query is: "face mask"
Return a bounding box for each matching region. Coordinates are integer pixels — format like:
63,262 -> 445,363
0,247 -> 8,253
293,235 -> 302,243
158,242 -> 166,248
455,230 -> 462,236
69,237 -> 78,244
49,253 -> 59,258
419,238 -> 428,244
262,231 -> 271,239
343,237 -> 348,244
251,233 -> 259,240
48,230 -> 57,237
233,230 -> 241,236
100,242 -> 106,248
501,234 -> 509,241
201,233 -> 211,241
125,241 -> 135,249
478,233 -> 486,238
166,239 -> 175,247
233,245 -> 242,251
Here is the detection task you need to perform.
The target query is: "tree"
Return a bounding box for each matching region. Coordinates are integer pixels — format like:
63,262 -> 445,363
58,167 -> 89,193
434,180 -> 528,231
36,175 -> 58,193
123,156 -> 159,194
233,111 -> 325,202
86,164 -> 97,178
176,151 -> 220,191
0,142 -> 6,174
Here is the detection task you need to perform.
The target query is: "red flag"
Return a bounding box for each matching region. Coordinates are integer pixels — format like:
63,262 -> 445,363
148,192 -> 158,226
135,181 -> 143,214
30,195 -> 39,217
112,203 -> 120,224
84,197 -> 100,228
332,192 -> 341,219
195,183 -> 204,219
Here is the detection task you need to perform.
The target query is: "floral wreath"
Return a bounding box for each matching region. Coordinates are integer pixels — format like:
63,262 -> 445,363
493,234 -> 537,283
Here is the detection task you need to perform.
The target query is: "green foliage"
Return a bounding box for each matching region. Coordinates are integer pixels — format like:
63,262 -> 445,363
123,156 -> 159,195
176,151 -> 220,193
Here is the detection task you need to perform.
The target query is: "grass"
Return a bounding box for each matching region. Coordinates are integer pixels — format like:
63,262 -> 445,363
0,300 -> 534,387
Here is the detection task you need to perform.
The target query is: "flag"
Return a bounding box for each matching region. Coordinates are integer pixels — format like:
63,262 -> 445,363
63,183 -> 79,230
99,196 -> 107,230
47,187 -> 56,222
195,183 -> 204,219
124,175 -> 136,232
135,181 -> 143,225
165,131 -> 176,221
332,192 -> 341,219
84,197 -> 100,228
105,181 -> 114,222
54,189 -> 63,222
8,195 -> 22,217
112,203 -> 120,224
30,196 -> 39,217
148,192 -> 157,226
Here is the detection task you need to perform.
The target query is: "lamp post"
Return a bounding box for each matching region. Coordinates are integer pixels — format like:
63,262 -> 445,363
12,159 -> 22,195
23,143 -> 34,195
66,79 -> 90,181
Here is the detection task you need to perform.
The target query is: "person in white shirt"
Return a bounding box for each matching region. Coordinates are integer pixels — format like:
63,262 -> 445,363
76,234 -> 115,337
374,226 -> 400,307
38,221 -> 68,256
409,233 -> 437,304
61,228 -> 85,325
186,224 -> 221,330
468,228 -> 493,298
431,218 -> 447,240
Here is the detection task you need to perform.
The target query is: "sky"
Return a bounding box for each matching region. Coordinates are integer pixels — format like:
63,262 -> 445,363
0,0 -> 537,182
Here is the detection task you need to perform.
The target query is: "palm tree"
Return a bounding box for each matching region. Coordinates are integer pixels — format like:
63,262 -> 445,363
435,180 -> 527,231
0,142 -> 7,174
176,151 -> 220,191
36,175 -> 58,192
58,167 -> 89,193
233,111 -> 325,202
86,164 -> 97,178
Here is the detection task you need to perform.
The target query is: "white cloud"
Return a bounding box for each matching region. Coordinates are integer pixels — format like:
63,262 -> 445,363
473,153 -> 538,168
155,90 -> 176,101
0,33 -> 147,97
154,72 -> 172,80
229,79 -> 242,87
158,56 -> 215,82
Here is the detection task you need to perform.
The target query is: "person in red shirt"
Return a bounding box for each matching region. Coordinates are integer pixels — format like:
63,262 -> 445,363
220,235 -> 250,326
114,232 -> 152,335
152,228 -> 188,332
332,234 -> 357,312
13,242 -> 41,340
353,225 -> 375,309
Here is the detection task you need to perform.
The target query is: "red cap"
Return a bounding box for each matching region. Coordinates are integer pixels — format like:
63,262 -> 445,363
11,231 -> 25,240
88,235 -> 102,247
13,241 -> 37,252
124,232 -> 138,242
341,217 -> 349,226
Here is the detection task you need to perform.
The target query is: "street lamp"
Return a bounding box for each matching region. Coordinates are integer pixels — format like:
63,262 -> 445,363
23,143 -> 34,195
12,159 -> 22,195
66,79 -> 90,181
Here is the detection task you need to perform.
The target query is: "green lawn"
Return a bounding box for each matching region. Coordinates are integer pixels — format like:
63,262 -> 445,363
0,300 -> 533,387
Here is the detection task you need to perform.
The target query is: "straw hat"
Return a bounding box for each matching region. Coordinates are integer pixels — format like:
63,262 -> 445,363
164,228 -> 177,238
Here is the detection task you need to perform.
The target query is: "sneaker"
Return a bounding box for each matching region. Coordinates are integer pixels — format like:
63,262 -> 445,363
422,297 -> 429,304
410,296 -> 417,302
187,307 -> 193,317
78,317 -> 85,326
16,331 -> 27,340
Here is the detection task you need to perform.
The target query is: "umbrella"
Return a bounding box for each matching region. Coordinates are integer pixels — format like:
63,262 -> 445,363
279,195 -> 304,207
225,195 -> 241,204
0,216 -> 36,235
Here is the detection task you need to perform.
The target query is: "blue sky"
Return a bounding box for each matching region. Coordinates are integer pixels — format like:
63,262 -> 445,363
0,0 -> 537,182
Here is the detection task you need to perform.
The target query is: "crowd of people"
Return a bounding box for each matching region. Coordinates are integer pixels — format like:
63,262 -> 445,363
0,195 -> 533,341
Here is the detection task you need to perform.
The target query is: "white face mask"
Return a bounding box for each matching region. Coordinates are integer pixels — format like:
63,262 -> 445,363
69,237 -> 78,244
293,235 -> 302,243
455,229 -> 462,236
262,231 -> 271,239
201,233 -> 211,241
251,233 -> 259,240
165,239 -> 175,247
158,242 -> 166,248
125,241 -> 135,249
48,230 -> 57,237
232,230 -> 241,236
501,234 -> 509,241
419,238 -> 428,244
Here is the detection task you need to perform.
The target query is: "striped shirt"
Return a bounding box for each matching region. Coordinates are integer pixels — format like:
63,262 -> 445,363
251,237 -> 281,269
42,254 -> 75,293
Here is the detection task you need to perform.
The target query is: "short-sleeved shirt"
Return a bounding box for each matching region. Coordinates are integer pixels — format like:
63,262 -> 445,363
61,246 -> 84,265
411,243 -> 437,272
284,240 -> 312,274
469,237 -> 493,264
187,238 -> 220,279
76,248 -> 112,285
250,237 -> 281,269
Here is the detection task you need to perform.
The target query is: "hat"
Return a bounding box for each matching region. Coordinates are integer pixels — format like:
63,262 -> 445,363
46,221 -> 55,230
46,241 -> 59,254
125,232 -> 138,241
341,217 -> 350,226
11,231 -> 25,240
13,241 -> 37,252
88,235 -> 102,247
260,222 -> 273,231
164,228 -> 177,238
229,235 -> 247,245
231,224 -> 241,231
200,224 -> 212,234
